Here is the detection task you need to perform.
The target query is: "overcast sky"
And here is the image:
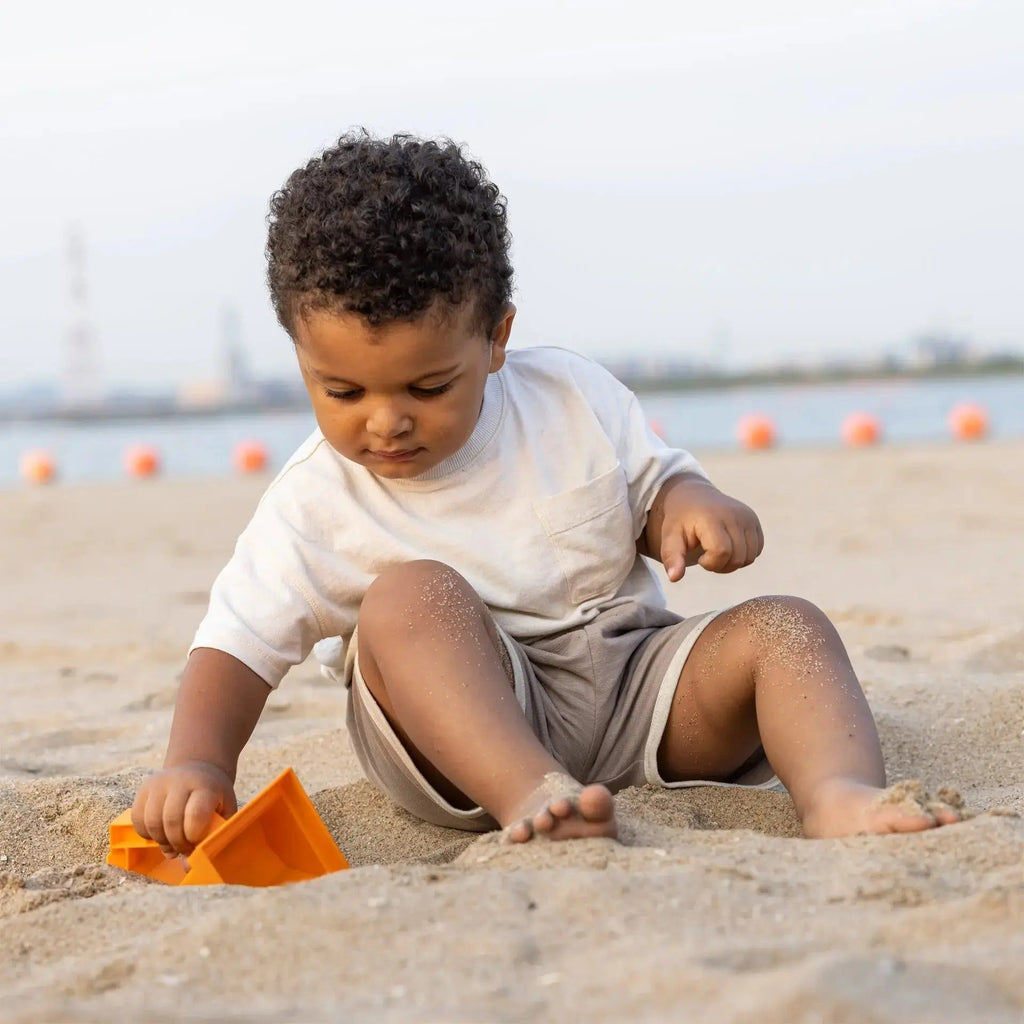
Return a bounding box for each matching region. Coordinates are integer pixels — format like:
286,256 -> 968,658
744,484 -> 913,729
1,0 -> 1021,390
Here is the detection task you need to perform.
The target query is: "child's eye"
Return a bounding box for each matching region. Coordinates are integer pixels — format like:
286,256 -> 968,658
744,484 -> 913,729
324,388 -> 363,401
410,381 -> 453,398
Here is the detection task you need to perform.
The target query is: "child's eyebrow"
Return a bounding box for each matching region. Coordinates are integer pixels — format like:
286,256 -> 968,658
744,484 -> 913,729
316,364 -> 462,386
410,363 -> 461,383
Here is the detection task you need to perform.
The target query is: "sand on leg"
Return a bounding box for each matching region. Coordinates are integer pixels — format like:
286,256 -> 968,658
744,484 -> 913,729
657,595 -> 962,838
356,560 -> 616,842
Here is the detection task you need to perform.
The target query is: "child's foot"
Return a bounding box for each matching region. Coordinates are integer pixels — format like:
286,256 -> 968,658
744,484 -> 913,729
501,772 -> 618,843
801,778 -> 964,838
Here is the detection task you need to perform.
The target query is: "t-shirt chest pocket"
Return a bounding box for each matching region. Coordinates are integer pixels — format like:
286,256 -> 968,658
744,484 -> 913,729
532,464 -> 636,605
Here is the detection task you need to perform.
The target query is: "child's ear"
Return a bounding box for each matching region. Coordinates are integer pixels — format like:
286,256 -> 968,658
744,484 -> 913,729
488,303 -> 515,372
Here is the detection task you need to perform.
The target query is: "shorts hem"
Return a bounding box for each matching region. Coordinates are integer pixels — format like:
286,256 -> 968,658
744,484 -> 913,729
641,605 -> 785,793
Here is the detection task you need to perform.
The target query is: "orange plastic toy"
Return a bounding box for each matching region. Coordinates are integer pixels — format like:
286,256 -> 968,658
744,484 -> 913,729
107,767 -> 348,886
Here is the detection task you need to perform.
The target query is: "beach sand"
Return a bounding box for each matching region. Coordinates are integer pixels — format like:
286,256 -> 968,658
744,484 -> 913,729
1,440 -> 1022,1022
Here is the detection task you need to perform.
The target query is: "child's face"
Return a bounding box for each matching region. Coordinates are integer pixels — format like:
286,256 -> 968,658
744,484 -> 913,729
293,300 -> 514,479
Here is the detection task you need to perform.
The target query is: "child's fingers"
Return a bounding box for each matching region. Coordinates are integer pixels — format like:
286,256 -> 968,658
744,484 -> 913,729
726,524 -> 751,570
684,545 -> 705,567
142,793 -> 171,851
183,788 -> 223,848
162,786 -> 194,854
745,524 -> 764,562
695,522 -> 734,571
130,789 -> 151,840
710,525 -> 747,572
659,530 -> 689,582
731,519 -> 763,569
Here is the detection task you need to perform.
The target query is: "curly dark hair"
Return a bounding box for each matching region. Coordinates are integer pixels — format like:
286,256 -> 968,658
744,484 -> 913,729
266,129 -> 515,337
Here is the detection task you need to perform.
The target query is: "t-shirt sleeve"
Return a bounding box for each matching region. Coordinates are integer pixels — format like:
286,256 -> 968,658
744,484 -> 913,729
565,352 -> 710,539
616,389 -> 709,538
189,488 -> 329,689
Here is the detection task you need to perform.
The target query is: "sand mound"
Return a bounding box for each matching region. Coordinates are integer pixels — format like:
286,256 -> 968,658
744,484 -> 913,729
0,776 -> 1021,1021
0,771 -> 146,877
313,780 -> 477,866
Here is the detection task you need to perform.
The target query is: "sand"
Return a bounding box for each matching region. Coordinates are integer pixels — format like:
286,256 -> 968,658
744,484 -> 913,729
1,440 -> 1022,1022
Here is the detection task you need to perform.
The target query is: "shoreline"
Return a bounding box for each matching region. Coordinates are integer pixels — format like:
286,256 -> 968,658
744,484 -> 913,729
1,364 -> 1020,425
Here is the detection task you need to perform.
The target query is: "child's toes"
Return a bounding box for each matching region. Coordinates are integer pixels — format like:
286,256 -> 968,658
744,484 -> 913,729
532,807 -> 556,833
548,796 -> 575,819
927,801 -> 962,826
505,819 -> 534,844
578,784 -> 615,823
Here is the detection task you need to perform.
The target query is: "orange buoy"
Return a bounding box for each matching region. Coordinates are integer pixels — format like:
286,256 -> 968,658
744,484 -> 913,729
124,444 -> 161,478
841,412 -> 882,447
736,413 -> 777,450
948,403 -> 988,441
649,419 -> 666,441
232,439 -> 269,474
19,449 -> 57,484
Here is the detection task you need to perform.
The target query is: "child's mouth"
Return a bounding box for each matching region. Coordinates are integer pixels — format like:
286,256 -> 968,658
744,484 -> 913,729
368,448 -> 422,462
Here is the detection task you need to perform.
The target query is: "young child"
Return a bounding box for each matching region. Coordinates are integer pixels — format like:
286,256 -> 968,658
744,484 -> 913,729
133,130 -> 961,853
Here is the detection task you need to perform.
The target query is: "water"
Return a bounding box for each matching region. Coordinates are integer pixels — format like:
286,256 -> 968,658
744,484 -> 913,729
641,374 -> 1023,451
1,374 -> 1020,487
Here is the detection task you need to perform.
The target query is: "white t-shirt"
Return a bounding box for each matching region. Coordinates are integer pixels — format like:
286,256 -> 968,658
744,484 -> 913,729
191,346 -> 707,687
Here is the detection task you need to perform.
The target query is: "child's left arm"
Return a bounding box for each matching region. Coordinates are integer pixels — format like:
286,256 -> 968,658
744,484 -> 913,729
638,473 -> 764,583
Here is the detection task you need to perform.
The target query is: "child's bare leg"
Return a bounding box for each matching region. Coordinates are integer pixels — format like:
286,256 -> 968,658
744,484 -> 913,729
659,596 -> 962,838
356,560 -> 616,842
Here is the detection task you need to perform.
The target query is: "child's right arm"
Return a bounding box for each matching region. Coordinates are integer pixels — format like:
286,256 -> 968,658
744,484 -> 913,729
131,647 -> 271,856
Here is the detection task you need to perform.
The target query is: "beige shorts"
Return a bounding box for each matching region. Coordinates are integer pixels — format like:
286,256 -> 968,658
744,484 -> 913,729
340,600 -> 782,832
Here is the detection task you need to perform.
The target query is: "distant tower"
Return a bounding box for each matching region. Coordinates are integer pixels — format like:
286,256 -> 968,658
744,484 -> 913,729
64,225 -> 102,408
221,304 -> 251,402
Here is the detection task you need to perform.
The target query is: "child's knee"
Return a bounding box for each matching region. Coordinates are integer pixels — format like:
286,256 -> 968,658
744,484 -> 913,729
746,594 -> 828,622
359,560 -> 472,642
732,595 -> 838,661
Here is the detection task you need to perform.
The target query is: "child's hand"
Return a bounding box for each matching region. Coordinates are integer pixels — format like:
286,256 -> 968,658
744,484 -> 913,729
131,761 -> 237,857
650,476 -> 764,582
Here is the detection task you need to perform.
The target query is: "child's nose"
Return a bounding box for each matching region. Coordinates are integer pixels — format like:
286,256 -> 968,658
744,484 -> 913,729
366,402 -> 413,438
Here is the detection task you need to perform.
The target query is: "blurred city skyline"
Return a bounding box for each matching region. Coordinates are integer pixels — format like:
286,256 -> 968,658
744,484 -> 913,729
2,0 -> 1022,391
